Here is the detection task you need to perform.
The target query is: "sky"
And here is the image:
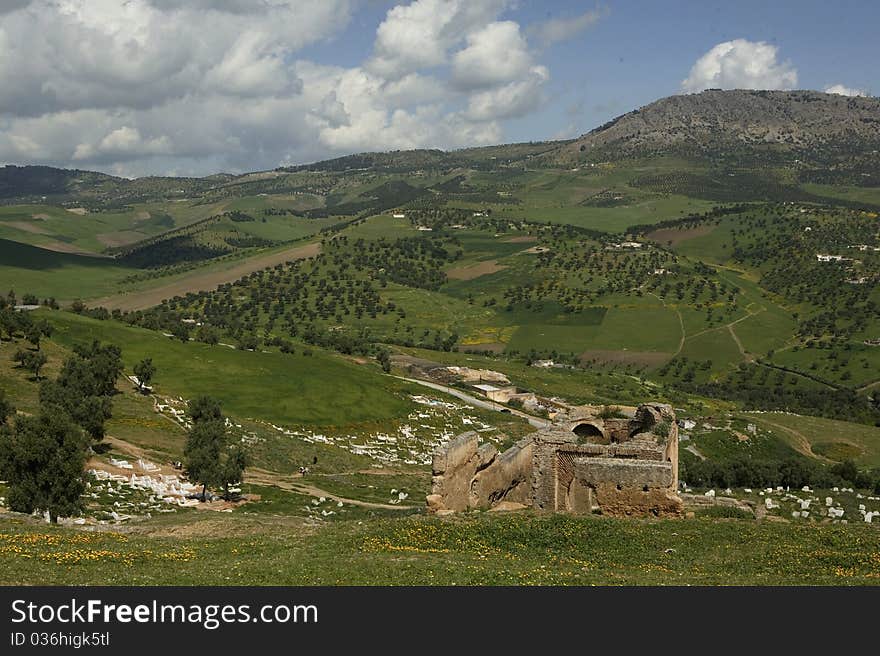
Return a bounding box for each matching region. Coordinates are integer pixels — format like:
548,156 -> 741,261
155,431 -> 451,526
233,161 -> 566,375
0,0 -> 876,178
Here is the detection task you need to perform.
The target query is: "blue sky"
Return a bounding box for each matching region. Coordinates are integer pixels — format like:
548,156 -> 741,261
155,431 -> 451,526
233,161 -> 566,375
0,0 -> 875,177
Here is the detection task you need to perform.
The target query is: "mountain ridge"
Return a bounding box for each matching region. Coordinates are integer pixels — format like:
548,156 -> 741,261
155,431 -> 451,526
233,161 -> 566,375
2,89 -> 878,201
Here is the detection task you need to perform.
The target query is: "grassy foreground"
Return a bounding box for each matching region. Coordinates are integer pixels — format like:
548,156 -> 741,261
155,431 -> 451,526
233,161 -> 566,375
1,513 -> 878,586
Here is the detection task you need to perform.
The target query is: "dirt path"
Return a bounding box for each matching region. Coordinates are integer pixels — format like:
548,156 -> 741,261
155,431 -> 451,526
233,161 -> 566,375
645,291 -> 685,357
857,379 -> 880,393
244,468 -> 416,511
674,308 -> 685,356
93,241 -> 321,311
749,416 -> 833,463
727,323 -> 750,361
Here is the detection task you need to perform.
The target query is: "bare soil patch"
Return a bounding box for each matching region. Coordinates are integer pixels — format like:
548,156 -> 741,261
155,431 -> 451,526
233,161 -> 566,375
39,241 -> 108,256
94,241 -> 321,311
646,224 -> 713,247
502,235 -> 537,243
31,213 -> 51,220
66,207 -> 88,215
6,221 -> 50,235
579,349 -> 672,368
461,342 -> 506,353
97,231 -> 145,247
446,260 -> 507,280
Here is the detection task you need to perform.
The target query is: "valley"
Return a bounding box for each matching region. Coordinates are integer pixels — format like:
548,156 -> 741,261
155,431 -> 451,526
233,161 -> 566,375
1,89 -> 879,585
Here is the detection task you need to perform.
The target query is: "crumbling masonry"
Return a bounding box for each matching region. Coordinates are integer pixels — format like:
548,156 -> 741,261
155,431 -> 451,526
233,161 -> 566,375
426,403 -> 682,517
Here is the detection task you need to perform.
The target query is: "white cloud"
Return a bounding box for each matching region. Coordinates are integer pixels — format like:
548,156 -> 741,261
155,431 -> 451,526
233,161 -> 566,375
451,21 -> 533,90
529,8 -> 605,46
73,126 -> 172,161
681,39 -> 798,93
367,0 -> 509,79
824,84 -> 867,97
0,0 -> 553,175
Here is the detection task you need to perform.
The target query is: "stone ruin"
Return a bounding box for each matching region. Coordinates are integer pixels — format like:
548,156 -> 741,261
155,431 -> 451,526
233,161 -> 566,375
426,403 -> 682,517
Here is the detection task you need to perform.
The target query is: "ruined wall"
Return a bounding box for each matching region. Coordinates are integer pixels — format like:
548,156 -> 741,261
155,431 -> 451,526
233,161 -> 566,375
427,432 -> 484,512
471,438 -> 533,507
428,434 -> 534,513
570,458 -> 682,517
427,402 -> 682,517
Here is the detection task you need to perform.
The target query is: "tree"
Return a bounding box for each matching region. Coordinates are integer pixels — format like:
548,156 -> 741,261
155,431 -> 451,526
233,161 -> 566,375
171,322 -> 191,343
183,397 -> 248,501
184,419 -> 226,501
39,381 -> 111,442
195,324 -> 219,346
25,323 -> 42,349
65,341 -> 124,397
0,389 -> 13,425
0,411 -> 89,523
133,358 -> 155,391
187,396 -> 223,424
38,341 -> 122,442
13,349 -> 47,380
376,348 -> 391,374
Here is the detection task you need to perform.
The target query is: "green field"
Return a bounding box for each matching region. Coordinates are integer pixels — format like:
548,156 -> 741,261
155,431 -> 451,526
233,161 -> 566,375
0,238 -> 135,299
749,413 -> 880,468
43,311 -> 416,427
506,306 -> 681,355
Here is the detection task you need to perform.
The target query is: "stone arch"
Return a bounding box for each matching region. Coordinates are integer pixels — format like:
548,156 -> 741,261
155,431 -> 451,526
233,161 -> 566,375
572,422 -> 605,441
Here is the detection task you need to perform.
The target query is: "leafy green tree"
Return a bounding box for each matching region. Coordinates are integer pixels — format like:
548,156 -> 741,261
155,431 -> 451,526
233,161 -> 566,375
25,323 -> 42,348
0,411 -> 89,523
183,397 -> 248,501
13,349 -> 48,380
68,341 -> 123,397
219,443 -> 248,500
133,358 -> 155,391
0,389 -> 14,424
184,419 -> 225,501
171,322 -> 191,343
187,396 -> 223,424
39,381 -> 111,442
37,342 -> 122,442
195,324 -> 219,346
376,348 -> 391,374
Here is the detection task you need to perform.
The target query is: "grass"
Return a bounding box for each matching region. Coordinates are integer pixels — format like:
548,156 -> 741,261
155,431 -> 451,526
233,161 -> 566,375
747,413 -> 880,468
304,472 -> 430,505
43,310 -> 417,427
679,328 -> 743,378
506,306 -> 681,355
0,238 -> 135,300
770,344 -> 880,388
341,214 -> 420,239
1,512 -> 879,585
